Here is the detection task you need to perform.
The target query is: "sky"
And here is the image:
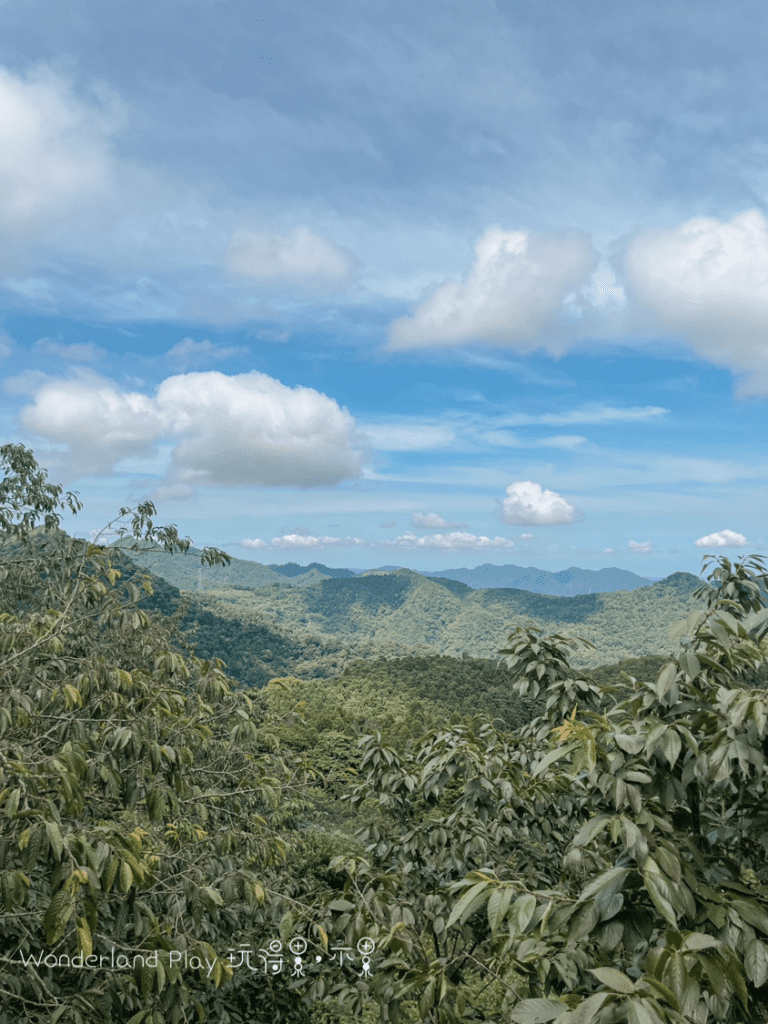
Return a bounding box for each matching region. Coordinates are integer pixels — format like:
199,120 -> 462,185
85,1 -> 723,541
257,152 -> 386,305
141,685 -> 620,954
0,0 -> 766,578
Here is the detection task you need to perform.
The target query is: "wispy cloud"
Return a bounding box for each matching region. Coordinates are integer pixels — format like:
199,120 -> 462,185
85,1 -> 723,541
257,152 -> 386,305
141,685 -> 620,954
165,337 -> 248,370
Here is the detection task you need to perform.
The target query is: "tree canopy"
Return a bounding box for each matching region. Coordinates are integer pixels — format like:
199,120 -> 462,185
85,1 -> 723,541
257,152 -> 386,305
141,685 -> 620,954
2,442 -> 768,1024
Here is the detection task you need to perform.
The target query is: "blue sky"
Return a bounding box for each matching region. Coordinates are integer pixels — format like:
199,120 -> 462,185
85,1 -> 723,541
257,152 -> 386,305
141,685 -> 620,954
0,0 -> 766,577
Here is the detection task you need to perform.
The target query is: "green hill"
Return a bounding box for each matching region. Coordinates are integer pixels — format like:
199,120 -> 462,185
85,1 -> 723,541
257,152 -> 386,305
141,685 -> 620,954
188,567 -> 715,670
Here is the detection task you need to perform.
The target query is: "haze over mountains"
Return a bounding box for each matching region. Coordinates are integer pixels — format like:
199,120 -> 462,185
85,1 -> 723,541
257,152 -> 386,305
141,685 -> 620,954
110,541 -> 662,598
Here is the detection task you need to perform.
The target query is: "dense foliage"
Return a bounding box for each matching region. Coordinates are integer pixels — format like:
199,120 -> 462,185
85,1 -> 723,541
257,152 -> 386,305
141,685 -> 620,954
119,555 -> 711,671
3,442 -> 768,1024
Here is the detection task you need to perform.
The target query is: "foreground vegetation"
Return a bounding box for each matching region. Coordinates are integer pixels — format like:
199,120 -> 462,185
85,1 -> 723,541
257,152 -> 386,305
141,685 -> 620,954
2,443 -> 768,1023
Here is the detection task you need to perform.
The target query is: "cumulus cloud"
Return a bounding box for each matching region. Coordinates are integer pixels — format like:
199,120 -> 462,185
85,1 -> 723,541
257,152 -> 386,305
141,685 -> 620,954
384,532 -> 515,550
223,225 -> 359,287
694,529 -> 748,548
0,62 -> 123,241
387,225 -> 599,351
0,331 -> 14,358
628,540 -> 652,552
34,338 -> 104,362
166,337 -> 248,370
500,481 -> 578,526
19,369 -> 365,488
521,533 -> 534,539
410,511 -> 466,529
616,209 -> 768,395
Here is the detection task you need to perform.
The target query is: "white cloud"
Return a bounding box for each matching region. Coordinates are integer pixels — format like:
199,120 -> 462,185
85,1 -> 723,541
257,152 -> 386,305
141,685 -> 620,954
0,61 -> 123,241
3,369 -> 55,396
521,533 -> 534,540
166,337 -> 248,369
0,331 -> 13,358
603,548 -> 615,553
694,529 -> 748,548
483,429 -> 587,449
34,338 -> 104,362
387,225 -> 599,351
501,404 -> 668,426
500,481 -> 578,526
384,531 -> 515,550
18,369 -> 365,488
617,209 -> 768,395
359,423 -> 455,451
411,512 -> 449,529
223,225 -> 359,287
241,534 -> 365,549
628,540 -> 652,552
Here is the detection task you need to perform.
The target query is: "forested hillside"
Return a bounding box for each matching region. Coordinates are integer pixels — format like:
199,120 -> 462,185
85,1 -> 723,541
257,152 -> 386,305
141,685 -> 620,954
421,562 -> 657,594
176,568 -> 715,673
5,443 -> 768,1024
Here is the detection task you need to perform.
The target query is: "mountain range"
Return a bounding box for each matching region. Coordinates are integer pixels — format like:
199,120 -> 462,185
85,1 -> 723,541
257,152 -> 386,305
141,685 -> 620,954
109,540 -> 663,597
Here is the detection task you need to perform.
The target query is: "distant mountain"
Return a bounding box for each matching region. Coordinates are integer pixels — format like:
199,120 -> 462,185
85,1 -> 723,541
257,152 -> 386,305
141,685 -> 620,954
109,544 -> 685,599
351,563 -> 666,596
268,561 -> 358,579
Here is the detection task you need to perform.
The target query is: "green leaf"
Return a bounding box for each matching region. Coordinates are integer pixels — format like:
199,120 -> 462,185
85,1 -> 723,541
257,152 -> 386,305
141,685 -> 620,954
571,813 -> 611,849
562,992 -> 610,1024
731,898 -> 768,935
579,866 -> 630,904
511,894 -> 538,934
745,937 -> 768,988
507,998 -> 568,1023
627,999 -> 666,1024
328,898 -> 356,911
643,858 -> 678,927
533,744 -> 574,777
45,820 -> 64,860
44,889 -> 74,944
487,885 -> 514,933
447,880 -> 490,928
681,932 -> 720,952
588,967 -> 635,993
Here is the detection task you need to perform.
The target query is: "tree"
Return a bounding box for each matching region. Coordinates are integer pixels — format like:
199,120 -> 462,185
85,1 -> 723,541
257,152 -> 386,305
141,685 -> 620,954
304,559 -> 768,1024
0,445 -> 316,1023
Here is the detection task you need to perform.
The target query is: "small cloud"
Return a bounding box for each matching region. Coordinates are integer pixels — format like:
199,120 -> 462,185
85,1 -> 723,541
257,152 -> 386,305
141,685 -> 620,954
242,538 -> 268,549
253,327 -> 290,343
0,331 -> 14,358
694,529 -> 748,548
35,338 -> 104,362
521,533 -> 534,540
603,547 -> 615,553
166,337 -> 247,370
500,481 -> 578,526
537,435 -> 587,449
380,520 -> 397,529
410,511 -> 466,530
224,225 -> 358,287
383,532 -> 515,550
628,540 -> 652,552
